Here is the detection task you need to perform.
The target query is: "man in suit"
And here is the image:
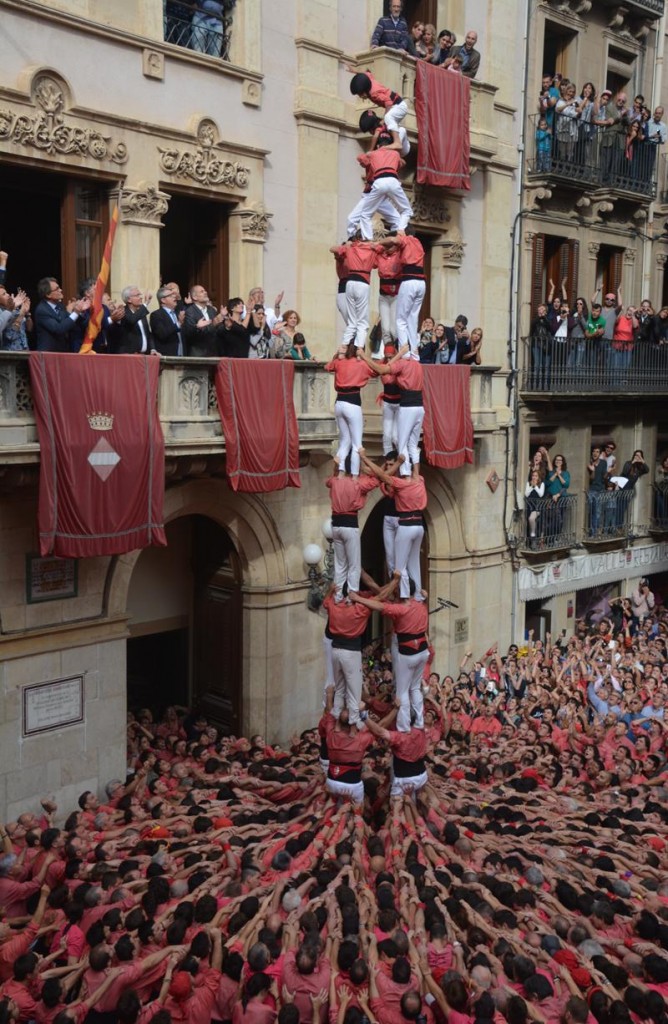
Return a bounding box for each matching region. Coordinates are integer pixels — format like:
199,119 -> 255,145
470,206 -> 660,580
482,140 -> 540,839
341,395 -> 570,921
150,285 -> 185,356
114,285 -> 157,355
70,277 -> 123,353
34,277 -> 91,352
183,284 -> 224,357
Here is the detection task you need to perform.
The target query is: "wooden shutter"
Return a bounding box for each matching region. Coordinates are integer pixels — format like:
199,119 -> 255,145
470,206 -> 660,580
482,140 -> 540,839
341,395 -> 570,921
604,249 -> 624,296
530,233 -> 546,313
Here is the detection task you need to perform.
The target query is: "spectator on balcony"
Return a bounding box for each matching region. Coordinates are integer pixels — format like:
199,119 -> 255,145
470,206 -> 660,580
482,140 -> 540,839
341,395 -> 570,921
555,81 -> 580,163
417,317 -> 435,361
643,105 -> 666,181
611,305 -> 638,380
435,315 -> 470,365
420,24 -> 437,61
545,452 -> 570,538
623,121 -> 646,182
463,326 -> 483,365
370,0 -> 410,52
431,30 -> 456,66
535,117 -> 552,173
654,454 -> 668,524
603,440 -> 617,474
620,450 -> 649,491
0,251 -> 7,288
538,73 -> 560,129
550,302 -> 572,381
219,298 -> 250,358
247,305 -> 275,360
115,286 -> 157,355
183,284 -> 224,357
191,1 -> 224,58
575,82 -> 596,162
585,301 -> 606,370
628,94 -> 645,124
443,30 -> 480,79
149,285 -> 185,357
591,285 -> 622,366
650,304 -> 668,347
34,278 -> 90,353
272,309 -> 302,359
525,469 -> 545,548
568,296 -> 589,368
595,90 -> 629,182
407,20 -> 425,57
588,445 -> 609,537
529,302 -> 554,388
288,333 -> 313,360
0,288 -> 30,352
530,447 -> 549,482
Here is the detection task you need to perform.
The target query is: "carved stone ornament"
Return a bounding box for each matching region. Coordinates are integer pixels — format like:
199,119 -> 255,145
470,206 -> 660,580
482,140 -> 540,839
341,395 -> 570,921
237,202 -> 273,243
588,241 -> 600,258
656,252 -> 668,269
592,199 -> 615,220
118,182 -> 171,227
410,187 -> 451,227
546,0 -> 592,14
526,186 -> 552,211
623,247 -> 637,265
523,231 -> 536,250
0,72 -> 128,165
158,117 -> 250,190
440,234 -> 465,268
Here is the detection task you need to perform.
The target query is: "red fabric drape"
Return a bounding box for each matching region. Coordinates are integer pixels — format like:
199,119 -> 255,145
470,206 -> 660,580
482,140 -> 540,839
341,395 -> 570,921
29,353 -> 166,557
215,359 -> 301,492
415,60 -> 471,189
422,365 -> 474,469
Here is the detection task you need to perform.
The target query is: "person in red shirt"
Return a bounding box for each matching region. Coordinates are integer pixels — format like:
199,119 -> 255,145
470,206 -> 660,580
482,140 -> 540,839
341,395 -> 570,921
327,241 -> 377,350
322,690 -> 375,804
322,593 -> 372,725
361,347 -> 424,478
377,234 -> 426,358
366,713 -> 428,799
325,343 -> 376,478
375,243 -> 402,351
348,136 -> 412,241
352,583 -> 429,732
348,69 -> 408,140
326,461 -> 378,596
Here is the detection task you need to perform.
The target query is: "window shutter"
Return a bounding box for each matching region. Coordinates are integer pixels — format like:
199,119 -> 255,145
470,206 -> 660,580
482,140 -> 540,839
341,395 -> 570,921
531,233 -> 545,313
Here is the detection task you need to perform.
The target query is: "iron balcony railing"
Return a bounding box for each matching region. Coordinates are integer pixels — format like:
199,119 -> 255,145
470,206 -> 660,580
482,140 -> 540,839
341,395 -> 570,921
516,493 -> 578,553
163,1 -> 232,60
527,112 -> 658,199
651,484 -> 668,532
519,336 -> 668,395
585,488 -> 634,542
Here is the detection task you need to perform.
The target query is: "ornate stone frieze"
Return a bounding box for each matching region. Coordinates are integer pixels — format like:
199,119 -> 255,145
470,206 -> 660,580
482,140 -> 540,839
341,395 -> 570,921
237,202 -> 273,242
410,188 -> 451,227
588,242 -> 601,258
440,234 -> 465,268
623,248 -> 637,265
0,73 -> 128,165
158,118 -> 250,190
118,183 -> 171,227
656,253 -> 668,268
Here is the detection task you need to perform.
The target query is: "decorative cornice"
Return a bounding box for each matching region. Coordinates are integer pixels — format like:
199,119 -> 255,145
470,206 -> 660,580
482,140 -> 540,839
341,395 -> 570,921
158,118 -> 250,191
115,182 -> 171,228
0,72 -> 127,165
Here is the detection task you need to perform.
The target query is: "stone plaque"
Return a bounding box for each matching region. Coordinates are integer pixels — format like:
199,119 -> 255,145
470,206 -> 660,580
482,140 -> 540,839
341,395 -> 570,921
26,555 -> 77,603
454,617 -> 469,644
23,676 -> 84,737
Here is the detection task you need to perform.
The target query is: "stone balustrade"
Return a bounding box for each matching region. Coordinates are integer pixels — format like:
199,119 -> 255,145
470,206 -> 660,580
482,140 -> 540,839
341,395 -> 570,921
0,353 -> 504,467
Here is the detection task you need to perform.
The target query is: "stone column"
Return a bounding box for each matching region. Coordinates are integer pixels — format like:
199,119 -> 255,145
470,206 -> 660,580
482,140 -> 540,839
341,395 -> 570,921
228,203 -> 272,299
110,182 -> 170,299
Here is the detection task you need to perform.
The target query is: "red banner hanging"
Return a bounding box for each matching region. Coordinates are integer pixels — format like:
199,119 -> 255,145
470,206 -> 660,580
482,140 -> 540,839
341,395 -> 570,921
29,353 -> 166,557
215,359 -> 301,492
422,365 -> 474,469
415,60 -> 471,190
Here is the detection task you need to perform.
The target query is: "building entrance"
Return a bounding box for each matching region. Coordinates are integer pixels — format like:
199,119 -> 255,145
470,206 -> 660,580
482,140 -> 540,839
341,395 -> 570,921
126,514 -> 242,734
160,192 -> 230,306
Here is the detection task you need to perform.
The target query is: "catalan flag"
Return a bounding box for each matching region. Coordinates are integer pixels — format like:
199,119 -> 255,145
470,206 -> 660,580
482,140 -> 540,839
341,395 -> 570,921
79,205 -> 119,355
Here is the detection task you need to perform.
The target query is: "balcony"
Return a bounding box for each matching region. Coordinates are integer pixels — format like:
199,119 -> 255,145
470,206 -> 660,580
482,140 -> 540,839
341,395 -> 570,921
527,114 -> 657,201
163,1 -> 232,60
513,494 -> 578,555
650,485 -> 668,533
598,0 -> 664,16
0,355 -> 502,470
584,489 -> 635,543
518,338 -> 668,397
348,48 -> 502,165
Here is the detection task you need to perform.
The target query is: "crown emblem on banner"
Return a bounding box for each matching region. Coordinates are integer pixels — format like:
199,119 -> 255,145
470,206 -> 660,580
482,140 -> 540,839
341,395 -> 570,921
87,411 -> 114,431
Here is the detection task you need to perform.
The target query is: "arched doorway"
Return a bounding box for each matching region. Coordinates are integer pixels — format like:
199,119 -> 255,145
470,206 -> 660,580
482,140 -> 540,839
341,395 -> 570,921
126,514 -> 242,734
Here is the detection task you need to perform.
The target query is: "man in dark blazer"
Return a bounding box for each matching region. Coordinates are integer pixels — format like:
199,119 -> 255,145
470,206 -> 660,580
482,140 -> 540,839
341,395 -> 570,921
183,284 -> 224,357
34,277 -> 90,352
114,285 -> 157,355
150,285 -> 185,356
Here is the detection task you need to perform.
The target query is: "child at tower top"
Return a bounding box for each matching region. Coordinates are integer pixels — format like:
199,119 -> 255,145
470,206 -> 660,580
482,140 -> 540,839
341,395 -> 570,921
345,63 -> 408,146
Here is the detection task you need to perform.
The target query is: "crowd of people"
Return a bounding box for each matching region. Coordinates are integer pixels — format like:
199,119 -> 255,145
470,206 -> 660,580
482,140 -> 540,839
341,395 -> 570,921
1,606 -> 668,1024
534,76 -> 666,186
370,2 -> 481,79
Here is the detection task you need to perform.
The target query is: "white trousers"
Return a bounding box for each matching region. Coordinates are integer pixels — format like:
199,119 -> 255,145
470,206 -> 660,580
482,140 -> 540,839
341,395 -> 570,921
325,777 -> 364,804
332,525 -> 361,594
394,522 -> 424,598
395,647 -> 429,732
396,280 -> 426,356
382,401 -> 399,457
397,405 -> 424,476
334,400 -> 364,476
383,514 -> 399,576
356,178 -> 412,240
385,99 -> 408,133
336,291 -> 349,324
323,634 -> 335,692
390,770 -> 428,799
332,646 -> 363,725
379,293 -> 397,345
342,281 -> 370,348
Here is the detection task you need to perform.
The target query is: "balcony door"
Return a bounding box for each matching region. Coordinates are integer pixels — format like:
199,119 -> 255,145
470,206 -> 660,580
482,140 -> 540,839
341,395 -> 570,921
530,234 -> 580,312
160,193 -> 230,307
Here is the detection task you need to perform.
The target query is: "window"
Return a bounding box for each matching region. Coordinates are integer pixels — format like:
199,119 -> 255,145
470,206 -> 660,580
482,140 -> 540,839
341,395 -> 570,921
542,19 -> 577,80
594,245 -> 624,299
606,46 -> 636,96
530,234 -> 580,313
383,0 -> 437,26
